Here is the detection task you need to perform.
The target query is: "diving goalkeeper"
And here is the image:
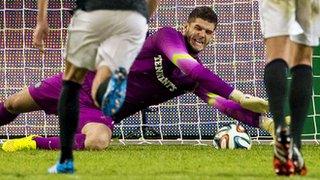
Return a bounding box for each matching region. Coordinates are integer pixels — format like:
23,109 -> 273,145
1,6 -> 271,151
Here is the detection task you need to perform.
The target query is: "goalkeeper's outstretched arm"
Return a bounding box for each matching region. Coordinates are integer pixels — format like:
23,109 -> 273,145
193,86 -> 275,136
153,27 -> 268,113
193,86 -> 261,128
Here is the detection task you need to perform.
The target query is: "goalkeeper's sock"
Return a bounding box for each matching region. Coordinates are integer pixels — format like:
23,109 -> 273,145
289,65 -> 312,149
264,59 -> 288,131
58,80 -> 81,163
0,102 -> 18,126
35,134 -> 86,150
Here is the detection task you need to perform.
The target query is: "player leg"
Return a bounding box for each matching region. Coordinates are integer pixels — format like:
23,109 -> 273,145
7,106 -> 113,151
287,43 -> 312,176
48,8 -> 104,174
287,1 -> 319,174
35,96 -> 114,150
264,36 -> 291,131
35,120 -> 112,151
36,99 -> 114,151
51,10 -> 146,173
20,123 -> 111,151
264,31 -> 295,177
94,11 -> 148,116
91,66 -> 112,107
47,61 -> 87,174
264,41 -> 295,175
2,74 -> 69,152
36,121 -> 112,151
33,103 -> 91,151
37,103 -> 113,151
260,0 -> 296,175
0,89 -> 41,151
0,88 -> 41,126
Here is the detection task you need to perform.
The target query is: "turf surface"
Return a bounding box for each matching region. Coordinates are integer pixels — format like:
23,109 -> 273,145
0,144 -> 319,179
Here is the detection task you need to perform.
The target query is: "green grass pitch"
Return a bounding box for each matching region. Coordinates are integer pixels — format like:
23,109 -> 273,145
0,144 -> 319,179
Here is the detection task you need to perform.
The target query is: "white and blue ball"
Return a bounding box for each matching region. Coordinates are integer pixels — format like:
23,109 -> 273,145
213,123 -> 252,150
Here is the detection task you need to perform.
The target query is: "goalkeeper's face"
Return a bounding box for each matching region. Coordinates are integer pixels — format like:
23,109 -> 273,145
183,18 -> 215,53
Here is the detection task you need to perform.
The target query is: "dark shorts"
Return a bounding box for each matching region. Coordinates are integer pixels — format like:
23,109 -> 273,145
28,73 -> 114,132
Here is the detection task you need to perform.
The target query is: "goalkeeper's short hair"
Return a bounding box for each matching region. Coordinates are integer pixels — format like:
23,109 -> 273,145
188,6 -> 218,28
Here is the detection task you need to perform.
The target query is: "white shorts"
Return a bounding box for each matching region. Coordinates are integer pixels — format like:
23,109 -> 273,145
64,10 -> 148,72
260,0 -> 320,46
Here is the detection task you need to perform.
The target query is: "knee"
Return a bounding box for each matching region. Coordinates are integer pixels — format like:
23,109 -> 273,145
82,122 -> 112,150
85,134 -> 110,150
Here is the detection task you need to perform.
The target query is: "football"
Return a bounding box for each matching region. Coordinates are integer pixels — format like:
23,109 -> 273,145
213,123 -> 252,150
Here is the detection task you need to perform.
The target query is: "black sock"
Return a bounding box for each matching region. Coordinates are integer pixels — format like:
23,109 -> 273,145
264,59 -> 289,132
58,80 -> 81,163
289,65 -> 313,149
